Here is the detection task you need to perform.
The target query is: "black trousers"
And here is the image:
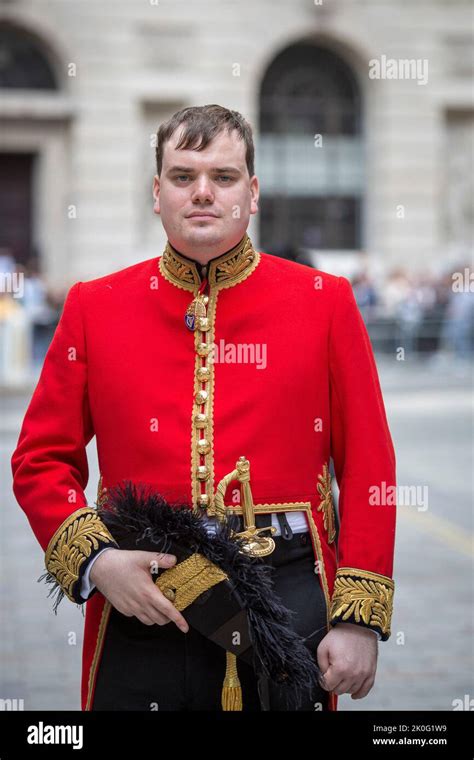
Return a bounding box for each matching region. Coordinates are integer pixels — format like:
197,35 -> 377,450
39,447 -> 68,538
92,521 -> 330,711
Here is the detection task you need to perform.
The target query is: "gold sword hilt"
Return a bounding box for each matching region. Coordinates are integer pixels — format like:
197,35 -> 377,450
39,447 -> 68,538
213,456 -> 276,557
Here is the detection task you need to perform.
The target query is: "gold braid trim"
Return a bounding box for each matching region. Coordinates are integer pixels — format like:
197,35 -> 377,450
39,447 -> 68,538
159,233 -> 260,293
96,474 -> 108,508
316,462 -> 336,544
330,567 -> 395,640
45,507 -> 117,602
85,600 -> 112,710
155,553 -> 228,611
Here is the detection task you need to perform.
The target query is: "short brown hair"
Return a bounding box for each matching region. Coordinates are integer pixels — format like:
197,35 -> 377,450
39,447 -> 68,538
155,104 -> 255,178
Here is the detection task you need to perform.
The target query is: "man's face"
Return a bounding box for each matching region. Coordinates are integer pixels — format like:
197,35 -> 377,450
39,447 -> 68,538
153,126 -> 259,261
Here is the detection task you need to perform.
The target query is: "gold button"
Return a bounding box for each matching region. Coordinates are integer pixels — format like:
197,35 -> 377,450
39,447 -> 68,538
197,465 -> 210,481
197,438 -> 211,455
198,317 -> 210,331
197,493 -> 210,507
195,390 -> 208,405
162,587 -> 176,602
197,366 -> 211,382
194,413 -> 208,428
196,342 -> 211,356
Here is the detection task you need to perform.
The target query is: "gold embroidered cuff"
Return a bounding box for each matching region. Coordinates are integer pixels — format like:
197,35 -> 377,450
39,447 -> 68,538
44,507 -> 118,606
329,567 -> 395,641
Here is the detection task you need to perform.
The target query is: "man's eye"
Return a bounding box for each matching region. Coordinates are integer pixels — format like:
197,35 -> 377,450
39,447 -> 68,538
174,174 -> 232,182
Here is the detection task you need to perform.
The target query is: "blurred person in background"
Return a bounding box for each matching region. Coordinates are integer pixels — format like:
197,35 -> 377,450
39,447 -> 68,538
351,271 -> 378,322
439,264 -> 474,365
19,257 -> 58,369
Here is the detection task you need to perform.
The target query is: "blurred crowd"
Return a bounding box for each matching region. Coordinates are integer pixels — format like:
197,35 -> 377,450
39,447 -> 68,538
351,266 -> 474,359
0,251 -> 473,387
0,253 -> 69,386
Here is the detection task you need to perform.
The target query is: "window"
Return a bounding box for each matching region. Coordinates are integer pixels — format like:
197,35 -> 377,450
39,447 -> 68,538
258,43 -> 363,255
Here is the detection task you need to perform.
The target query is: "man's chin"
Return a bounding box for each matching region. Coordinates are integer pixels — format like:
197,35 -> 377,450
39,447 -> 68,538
182,227 -> 225,247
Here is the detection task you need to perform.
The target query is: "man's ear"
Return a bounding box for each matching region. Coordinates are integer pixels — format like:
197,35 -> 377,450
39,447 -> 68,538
152,175 -> 160,214
250,174 -> 259,215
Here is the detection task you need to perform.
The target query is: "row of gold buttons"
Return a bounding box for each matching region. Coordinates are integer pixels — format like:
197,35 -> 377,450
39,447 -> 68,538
192,285 -> 216,514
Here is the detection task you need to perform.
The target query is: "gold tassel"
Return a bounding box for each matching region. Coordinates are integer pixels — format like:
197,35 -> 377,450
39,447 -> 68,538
221,651 -> 243,711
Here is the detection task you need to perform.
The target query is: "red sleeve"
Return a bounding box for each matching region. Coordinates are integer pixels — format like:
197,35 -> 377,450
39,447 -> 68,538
328,276 -> 396,640
11,282 -> 118,609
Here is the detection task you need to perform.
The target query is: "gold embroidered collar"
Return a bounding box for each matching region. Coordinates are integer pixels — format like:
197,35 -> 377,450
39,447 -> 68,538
159,233 -> 260,292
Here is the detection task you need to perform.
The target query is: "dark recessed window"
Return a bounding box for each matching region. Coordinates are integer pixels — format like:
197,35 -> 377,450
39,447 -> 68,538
258,43 -> 363,255
0,24 -> 58,89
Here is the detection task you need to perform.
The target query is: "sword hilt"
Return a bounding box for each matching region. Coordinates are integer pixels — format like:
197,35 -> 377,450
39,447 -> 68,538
214,456 -> 276,557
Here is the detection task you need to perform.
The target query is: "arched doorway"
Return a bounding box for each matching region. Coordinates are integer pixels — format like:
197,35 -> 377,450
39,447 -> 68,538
257,42 -> 363,260
0,23 -> 58,89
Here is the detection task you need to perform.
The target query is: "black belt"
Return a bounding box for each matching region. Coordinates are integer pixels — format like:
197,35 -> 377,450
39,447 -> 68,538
230,512 -> 295,541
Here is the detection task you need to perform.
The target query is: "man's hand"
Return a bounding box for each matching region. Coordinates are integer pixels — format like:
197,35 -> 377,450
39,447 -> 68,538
316,623 -> 378,699
89,549 -> 189,633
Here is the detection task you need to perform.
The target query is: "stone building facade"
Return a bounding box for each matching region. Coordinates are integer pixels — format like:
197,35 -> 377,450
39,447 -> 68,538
0,0 -> 472,288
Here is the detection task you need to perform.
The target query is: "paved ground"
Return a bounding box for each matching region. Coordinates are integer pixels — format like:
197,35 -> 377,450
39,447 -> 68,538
1,355 -> 472,711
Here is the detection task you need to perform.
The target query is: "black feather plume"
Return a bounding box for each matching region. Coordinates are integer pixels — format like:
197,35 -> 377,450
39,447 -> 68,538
98,479 -> 323,709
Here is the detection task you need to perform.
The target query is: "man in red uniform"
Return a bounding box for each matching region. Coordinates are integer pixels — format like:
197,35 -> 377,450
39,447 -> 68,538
11,104 -> 396,712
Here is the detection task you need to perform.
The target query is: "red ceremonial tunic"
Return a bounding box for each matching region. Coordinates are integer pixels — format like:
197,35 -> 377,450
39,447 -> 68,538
11,233 -> 397,712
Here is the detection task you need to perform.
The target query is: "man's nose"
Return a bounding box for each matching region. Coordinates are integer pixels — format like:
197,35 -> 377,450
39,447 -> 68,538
191,177 -> 215,203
